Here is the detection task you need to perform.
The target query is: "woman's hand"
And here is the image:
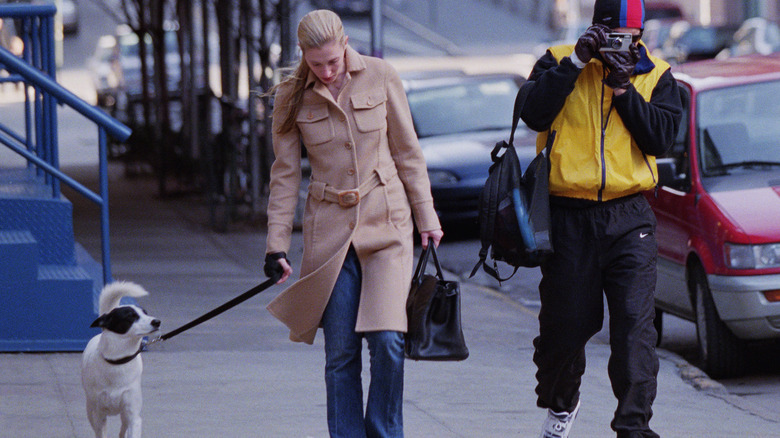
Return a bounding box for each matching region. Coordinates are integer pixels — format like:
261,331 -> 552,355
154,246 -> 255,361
420,229 -> 444,248
264,252 -> 293,284
275,258 -> 293,284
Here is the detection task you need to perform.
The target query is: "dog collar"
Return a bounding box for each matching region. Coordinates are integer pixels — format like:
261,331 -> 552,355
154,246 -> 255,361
102,348 -> 142,365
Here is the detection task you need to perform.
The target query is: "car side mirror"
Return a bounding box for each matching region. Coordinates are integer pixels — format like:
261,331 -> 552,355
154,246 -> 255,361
657,158 -> 687,191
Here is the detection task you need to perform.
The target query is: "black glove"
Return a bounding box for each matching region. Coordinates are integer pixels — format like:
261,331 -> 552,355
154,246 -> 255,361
574,24 -> 610,64
264,252 -> 287,279
601,44 -> 641,90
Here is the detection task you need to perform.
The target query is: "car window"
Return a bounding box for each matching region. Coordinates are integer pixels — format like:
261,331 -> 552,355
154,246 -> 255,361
406,79 -> 520,138
696,80 -> 780,175
679,27 -> 718,50
118,30 -> 178,58
658,84 -> 690,188
645,6 -> 683,21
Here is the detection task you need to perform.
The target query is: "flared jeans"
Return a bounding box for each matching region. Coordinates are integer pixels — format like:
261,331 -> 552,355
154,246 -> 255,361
321,247 -> 405,438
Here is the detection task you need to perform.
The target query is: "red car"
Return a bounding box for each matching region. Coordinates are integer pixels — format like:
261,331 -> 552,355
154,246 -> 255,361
647,53 -> 780,378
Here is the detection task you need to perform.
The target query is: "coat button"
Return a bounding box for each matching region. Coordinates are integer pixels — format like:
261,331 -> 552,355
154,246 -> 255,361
347,168 -> 355,175
307,112 -> 313,120
349,222 -> 355,230
344,142 -> 352,150
339,115 -> 346,122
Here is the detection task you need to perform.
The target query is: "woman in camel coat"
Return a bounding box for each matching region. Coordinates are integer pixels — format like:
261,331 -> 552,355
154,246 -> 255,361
263,9 -> 442,437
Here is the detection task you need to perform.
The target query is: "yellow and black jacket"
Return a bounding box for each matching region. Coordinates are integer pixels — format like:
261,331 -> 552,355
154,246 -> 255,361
520,43 -> 682,202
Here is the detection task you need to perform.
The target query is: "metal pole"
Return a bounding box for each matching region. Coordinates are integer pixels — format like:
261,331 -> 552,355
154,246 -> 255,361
279,0 -> 294,66
371,0 -> 383,58
98,127 -> 112,284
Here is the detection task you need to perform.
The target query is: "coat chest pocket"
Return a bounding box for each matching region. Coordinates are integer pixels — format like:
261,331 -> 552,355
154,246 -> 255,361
351,91 -> 387,133
297,104 -> 335,146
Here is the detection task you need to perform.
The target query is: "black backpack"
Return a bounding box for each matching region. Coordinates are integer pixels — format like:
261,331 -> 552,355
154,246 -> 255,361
469,84 -> 554,282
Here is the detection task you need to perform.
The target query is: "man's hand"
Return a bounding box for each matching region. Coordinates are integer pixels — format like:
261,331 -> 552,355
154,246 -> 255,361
574,24 -> 610,65
601,44 -> 641,91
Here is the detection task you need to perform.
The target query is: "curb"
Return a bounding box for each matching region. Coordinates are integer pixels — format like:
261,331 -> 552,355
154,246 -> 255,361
457,270 -> 730,397
655,349 -> 727,393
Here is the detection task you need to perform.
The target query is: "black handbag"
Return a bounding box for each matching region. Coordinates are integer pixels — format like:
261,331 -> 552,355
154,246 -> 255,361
404,244 -> 469,361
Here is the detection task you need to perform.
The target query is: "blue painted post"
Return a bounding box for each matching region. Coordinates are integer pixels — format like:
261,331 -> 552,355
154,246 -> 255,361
98,127 -> 112,284
44,14 -> 59,196
20,19 -> 35,164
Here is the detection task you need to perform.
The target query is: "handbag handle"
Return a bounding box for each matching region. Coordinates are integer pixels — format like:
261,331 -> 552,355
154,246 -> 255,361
412,244 -> 444,285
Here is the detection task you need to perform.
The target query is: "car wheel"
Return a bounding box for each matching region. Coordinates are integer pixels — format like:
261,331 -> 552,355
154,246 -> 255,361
691,265 -> 747,378
653,307 -> 663,347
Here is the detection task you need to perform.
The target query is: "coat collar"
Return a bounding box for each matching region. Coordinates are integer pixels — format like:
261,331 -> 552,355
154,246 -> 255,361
304,45 -> 366,90
633,44 -> 655,75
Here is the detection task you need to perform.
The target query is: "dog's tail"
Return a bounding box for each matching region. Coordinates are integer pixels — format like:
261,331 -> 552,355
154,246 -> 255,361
98,281 -> 149,315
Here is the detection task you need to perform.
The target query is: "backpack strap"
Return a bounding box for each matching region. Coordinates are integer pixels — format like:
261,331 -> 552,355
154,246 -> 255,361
470,82 -> 534,280
483,260 -> 519,283
508,80 -> 532,146
470,152 -> 500,278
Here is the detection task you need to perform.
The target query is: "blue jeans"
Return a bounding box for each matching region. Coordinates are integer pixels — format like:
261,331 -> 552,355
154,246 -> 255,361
321,247 -> 405,438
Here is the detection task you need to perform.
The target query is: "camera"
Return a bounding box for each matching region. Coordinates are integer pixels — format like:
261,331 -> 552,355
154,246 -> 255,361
600,32 -> 633,52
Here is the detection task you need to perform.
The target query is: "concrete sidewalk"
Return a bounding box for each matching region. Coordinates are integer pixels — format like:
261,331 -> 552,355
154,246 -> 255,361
1,164 -> 778,437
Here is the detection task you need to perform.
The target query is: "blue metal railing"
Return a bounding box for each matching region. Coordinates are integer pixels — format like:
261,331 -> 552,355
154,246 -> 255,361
0,3 -> 132,284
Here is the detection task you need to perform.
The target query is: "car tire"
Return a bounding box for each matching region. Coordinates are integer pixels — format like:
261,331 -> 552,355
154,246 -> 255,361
691,265 -> 747,379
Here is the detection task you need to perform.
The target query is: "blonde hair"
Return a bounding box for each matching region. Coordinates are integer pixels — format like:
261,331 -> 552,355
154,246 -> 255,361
274,10 -> 346,134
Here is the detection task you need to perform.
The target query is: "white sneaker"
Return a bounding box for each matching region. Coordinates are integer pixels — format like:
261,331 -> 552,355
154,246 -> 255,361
539,400 -> 581,438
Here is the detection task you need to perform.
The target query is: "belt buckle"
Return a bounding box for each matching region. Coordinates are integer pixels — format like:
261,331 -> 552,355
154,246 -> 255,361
337,189 -> 360,208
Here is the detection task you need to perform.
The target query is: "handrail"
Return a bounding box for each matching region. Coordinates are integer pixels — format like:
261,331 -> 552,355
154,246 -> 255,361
0,129 -> 103,205
0,3 -> 56,17
0,4 -> 132,285
0,48 -> 132,142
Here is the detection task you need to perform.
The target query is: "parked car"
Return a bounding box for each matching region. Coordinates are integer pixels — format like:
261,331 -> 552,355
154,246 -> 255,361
660,24 -> 739,64
401,71 -> 537,224
87,34 -> 121,108
647,53 -> 780,378
644,1 -> 684,22
718,17 -> 780,58
60,0 -> 78,34
88,24 -> 182,122
643,18 -> 690,55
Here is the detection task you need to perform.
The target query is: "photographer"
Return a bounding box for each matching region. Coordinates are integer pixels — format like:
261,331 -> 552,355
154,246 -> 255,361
518,0 -> 682,437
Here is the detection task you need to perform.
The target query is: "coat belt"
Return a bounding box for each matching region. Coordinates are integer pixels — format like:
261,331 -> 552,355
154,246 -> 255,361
309,165 -> 398,208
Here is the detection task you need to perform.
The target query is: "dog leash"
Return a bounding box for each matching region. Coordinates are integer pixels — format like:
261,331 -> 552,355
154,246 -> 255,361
146,275 -> 279,347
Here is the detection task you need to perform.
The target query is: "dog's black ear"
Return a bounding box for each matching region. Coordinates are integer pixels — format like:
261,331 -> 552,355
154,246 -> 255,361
90,307 -> 138,334
91,314 -> 106,328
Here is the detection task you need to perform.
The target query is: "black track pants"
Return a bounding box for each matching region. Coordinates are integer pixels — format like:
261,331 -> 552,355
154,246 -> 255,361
534,194 -> 660,438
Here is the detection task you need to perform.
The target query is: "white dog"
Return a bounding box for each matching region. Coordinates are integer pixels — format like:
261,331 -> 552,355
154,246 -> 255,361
81,281 -> 161,438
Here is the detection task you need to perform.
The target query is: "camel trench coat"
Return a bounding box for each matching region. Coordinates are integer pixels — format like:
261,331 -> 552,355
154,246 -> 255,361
265,46 -> 441,344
